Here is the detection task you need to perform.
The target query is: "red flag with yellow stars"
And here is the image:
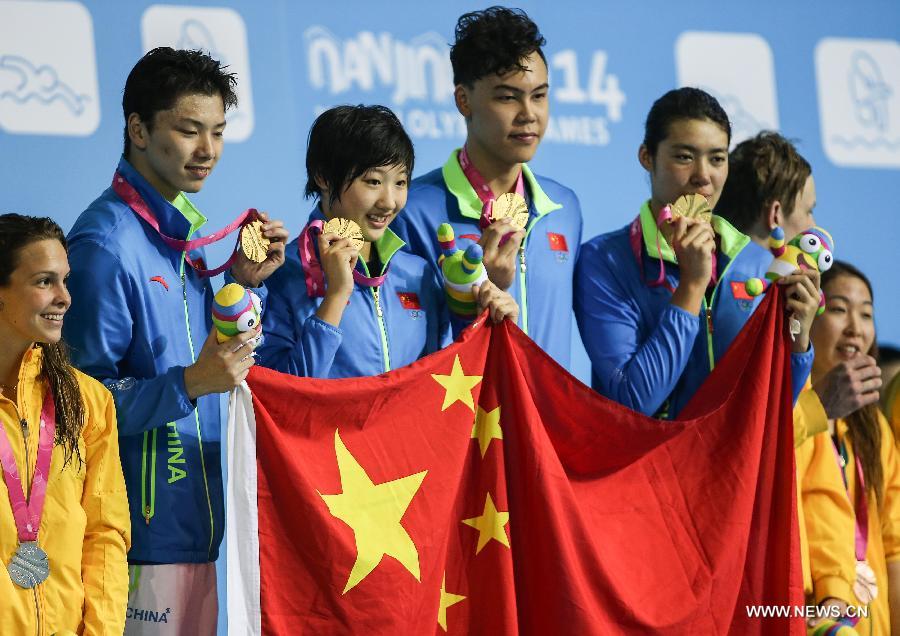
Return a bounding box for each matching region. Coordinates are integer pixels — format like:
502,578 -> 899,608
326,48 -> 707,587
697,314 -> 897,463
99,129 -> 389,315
226,290 -> 803,635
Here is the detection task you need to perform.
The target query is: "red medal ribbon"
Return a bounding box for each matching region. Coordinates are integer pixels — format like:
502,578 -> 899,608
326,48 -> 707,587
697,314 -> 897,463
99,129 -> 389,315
112,171 -> 258,277
0,389 -> 55,542
298,219 -> 388,298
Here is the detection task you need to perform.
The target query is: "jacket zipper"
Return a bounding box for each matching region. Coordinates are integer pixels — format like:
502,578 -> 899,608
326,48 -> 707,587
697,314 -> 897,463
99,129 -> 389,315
20,417 -> 29,492
180,253 -> 215,558
701,249 -> 743,372
518,245 -> 528,335
371,287 -> 391,372
141,428 -> 157,524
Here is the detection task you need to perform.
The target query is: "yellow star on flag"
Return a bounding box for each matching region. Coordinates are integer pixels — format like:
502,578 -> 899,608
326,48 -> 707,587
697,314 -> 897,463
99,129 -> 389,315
437,572 -> 466,631
462,493 -> 510,554
431,354 -> 482,412
471,405 -> 502,457
319,430 -> 428,594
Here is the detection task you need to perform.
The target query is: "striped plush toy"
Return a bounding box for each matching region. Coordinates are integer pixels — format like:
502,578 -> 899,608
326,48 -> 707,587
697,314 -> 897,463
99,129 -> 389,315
212,283 -> 263,343
436,223 -> 488,317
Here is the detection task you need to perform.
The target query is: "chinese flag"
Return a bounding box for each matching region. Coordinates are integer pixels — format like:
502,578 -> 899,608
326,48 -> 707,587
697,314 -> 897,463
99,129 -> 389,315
227,290 -> 803,635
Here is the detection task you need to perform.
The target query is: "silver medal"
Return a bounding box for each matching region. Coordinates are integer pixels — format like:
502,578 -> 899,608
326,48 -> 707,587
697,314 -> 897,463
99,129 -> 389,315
8,541 -> 49,588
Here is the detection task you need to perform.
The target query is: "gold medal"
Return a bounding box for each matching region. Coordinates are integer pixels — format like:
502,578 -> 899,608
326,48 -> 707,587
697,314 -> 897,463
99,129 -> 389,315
240,220 -> 270,263
323,217 -> 365,251
490,192 -> 529,230
670,193 -> 712,222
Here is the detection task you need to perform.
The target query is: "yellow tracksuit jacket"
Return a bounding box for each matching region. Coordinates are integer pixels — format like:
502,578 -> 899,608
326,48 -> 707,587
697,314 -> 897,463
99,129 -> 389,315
0,346 -> 130,635
797,385 -> 900,633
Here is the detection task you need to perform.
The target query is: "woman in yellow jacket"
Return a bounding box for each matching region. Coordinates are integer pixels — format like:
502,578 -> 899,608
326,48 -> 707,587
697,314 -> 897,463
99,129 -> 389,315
804,260 -> 900,634
0,214 -> 130,635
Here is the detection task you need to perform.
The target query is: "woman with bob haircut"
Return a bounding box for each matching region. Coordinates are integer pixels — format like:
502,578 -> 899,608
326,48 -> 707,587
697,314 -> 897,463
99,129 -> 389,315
260,105 -> 517,378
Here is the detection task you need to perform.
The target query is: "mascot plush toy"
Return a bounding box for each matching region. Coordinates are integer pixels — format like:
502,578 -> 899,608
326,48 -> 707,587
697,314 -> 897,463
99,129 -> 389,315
808,617 -> 859,635
745,226 -> 835,314
212,283 -> 263,343
436,223 -> 488,317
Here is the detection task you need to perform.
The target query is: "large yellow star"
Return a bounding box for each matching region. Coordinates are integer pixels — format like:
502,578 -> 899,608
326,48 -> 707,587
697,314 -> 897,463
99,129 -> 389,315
471,405 -> 502,457
431,354 -> 482,412
437,572 -> 466,631
319,430 -> 427,594
461,493 -> 510,554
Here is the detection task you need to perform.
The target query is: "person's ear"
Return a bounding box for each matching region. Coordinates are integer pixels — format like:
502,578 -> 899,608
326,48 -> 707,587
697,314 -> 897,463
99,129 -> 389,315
638,144 -> 654,172
767,200 -> 783,229
127,113 -> 150,151
454,85 -> 472,118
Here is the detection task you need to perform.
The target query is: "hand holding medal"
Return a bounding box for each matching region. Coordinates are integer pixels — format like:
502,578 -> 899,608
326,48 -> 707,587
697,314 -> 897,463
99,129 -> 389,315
231,212 -> 289,288
316,217 -> 364,301
490,192 -> 529,231
657,194 -> 717,293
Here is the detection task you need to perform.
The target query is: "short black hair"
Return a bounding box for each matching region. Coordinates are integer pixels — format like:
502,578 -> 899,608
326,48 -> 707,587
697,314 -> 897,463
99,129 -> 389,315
450,6 -> 546,86
304,105 -> 414,207
643,87 -> 731,156
122,47 -> 237,155
717,131 -> 811,233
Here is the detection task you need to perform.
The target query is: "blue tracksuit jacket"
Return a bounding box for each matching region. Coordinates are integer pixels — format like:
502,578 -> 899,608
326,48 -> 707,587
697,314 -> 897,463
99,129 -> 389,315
574,201 -> 814,418
258,207 -> 451,378
64,157 -> 262,563
391,150 -> 583,369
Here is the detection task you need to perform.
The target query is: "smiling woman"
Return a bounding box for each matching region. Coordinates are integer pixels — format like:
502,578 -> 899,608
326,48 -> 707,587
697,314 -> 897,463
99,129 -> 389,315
806,260 -> 900,634
0,213 -> 130,634
257,104 -> 519,380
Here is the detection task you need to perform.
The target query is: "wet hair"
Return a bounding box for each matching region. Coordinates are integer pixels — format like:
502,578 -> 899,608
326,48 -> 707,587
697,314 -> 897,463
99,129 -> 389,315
450,6 -> 546,86
716,131 -> 812,233
122,47 -> 237,155
304,105 -> 414,207
820,261 -> 883,504
0,214 -> 85,468
642,87 -> 731,156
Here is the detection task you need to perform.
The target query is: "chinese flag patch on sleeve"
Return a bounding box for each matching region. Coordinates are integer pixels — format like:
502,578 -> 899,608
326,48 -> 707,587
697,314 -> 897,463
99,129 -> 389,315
547,232 -> 568,252
397,292 -> 422,310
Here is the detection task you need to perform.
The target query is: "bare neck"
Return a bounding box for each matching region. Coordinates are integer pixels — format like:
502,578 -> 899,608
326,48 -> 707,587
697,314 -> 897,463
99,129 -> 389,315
464,142 -> 522,199
745,219 -> 772,249
0,340 -> 30,399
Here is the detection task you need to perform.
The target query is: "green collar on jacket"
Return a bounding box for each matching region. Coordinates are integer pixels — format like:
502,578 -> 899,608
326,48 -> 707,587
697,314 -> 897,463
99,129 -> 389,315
441,149 -> 562,220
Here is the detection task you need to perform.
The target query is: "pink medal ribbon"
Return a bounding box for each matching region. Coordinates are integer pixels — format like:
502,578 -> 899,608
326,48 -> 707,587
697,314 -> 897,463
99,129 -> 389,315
0,390 -> 55,543
831,438 -> 873,618
630,205 -> 718,293
112,171 -> 258,277
458,146 -> 526,231
298,219 -> 388,298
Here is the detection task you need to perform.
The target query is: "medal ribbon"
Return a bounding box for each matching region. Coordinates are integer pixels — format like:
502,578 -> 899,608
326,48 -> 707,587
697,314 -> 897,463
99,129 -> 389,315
112,171 -> 259,277
831,439 -> 869,562
830,437 -> 871,623
630,205 -> 718,294
0,389 -> 55,542
459,146 -> 525,230
299,219 -> 388,298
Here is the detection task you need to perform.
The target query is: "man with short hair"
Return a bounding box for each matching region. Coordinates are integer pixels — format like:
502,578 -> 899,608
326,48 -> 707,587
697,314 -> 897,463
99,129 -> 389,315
718,132 -> 859,618
391,6 -> 582,368
64,47 -> 288,634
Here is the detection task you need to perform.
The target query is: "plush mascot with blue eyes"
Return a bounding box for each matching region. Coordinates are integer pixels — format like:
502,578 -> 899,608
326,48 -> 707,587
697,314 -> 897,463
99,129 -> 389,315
212,283 -> 263,343
745,226 -> 835,314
